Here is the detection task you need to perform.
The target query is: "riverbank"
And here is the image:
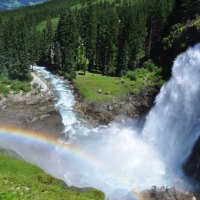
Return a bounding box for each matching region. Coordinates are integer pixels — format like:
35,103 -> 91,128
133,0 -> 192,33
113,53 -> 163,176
73,70 -> 161,124
74,85 -> 160,124
0,72 -> 63,137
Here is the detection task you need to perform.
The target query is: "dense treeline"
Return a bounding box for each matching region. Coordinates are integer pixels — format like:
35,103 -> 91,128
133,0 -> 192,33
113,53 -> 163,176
46,0 -> 176,80
50,0 -> 175,79
0,0 -> 199,81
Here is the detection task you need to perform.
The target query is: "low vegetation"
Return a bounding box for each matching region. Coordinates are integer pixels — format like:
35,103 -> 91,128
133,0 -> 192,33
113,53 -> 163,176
163,15 -> 200,49
0,0 -> 198,102
37,17 -> 59,32
0,155 -> 104,200
0,75 -> 40,97
75,60 -> 163,102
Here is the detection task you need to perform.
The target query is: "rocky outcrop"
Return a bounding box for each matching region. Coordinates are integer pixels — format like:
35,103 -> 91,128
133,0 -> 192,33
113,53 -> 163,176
139,187 -> 196,200
74,86 -> 159,124
0,89 -> 63,137
157,17 -> 200,79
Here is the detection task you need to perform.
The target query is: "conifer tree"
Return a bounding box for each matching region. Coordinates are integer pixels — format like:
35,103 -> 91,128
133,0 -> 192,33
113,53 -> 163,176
117,0 -> 130,76
57,11 -> 79,80
116,41 -> 129,76
46,20 -> 53,63
85,4 -> 97,72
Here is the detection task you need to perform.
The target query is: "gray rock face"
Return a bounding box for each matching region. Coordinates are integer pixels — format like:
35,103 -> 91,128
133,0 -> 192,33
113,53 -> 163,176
0,90 -> 63,137
140,187 -> 194,200
74,86 -> 159,124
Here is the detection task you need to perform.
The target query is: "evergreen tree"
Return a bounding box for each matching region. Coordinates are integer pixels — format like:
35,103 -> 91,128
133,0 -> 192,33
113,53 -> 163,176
46,20 -> 53,63
116,41 -> 129,76
85,4 -> 97,72
117,0 -> 130,76
57,11 -> 79,80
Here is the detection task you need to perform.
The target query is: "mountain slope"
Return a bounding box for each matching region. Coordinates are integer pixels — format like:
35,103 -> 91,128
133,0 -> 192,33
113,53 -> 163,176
0,153 -> 104,200
0,0 -> 48,10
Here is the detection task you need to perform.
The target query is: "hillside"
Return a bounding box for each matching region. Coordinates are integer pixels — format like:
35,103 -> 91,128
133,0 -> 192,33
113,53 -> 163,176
0,0 -> 199,101
0,152 -> 104,200
0,0 -> 48,11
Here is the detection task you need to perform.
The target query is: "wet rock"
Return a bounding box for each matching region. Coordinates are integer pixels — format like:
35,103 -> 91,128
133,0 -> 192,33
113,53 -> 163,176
74,86 -> 159,124
140,187 -> 193,200
0,87 -> 63,137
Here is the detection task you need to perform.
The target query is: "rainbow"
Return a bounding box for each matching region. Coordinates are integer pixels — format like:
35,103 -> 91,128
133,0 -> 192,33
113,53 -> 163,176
0,125 -> 104,168
0,125 -> 143,200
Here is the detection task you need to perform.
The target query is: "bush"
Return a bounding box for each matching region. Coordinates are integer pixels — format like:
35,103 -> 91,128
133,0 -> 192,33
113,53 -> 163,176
32,83 -> 39,89
0,83 -> 10,97
126,60 -> 163,87
11,80 -> 31,94
0,76 -> 11,85
37,173 -> 53,184
26,73 -> 34,82
21,83 -> 31,93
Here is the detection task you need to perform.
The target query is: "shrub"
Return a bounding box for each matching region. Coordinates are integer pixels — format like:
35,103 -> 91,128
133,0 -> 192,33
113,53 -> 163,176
126,60 -> 163,87
0,83 -> 10,97
37,173 -> 53,184
11,80 -> 31,94
0,76 -> 11,85
32,83 -> 39,89
21,83 -> 31,93
26,73 -> 34,82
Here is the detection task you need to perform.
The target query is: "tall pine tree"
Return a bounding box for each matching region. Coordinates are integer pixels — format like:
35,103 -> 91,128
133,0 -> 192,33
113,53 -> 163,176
57,11 -> 79,80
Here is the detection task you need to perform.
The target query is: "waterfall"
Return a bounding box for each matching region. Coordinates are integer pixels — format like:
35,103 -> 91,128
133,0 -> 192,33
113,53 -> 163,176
143,44 -> 200,173
1,44 -> 200,200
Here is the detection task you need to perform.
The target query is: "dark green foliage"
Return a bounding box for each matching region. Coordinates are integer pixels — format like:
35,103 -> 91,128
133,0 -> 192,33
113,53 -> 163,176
0,83 -> 10,96
57,11 -> 79,80
126,60 -> 163,86
85,4 -> 97,72
0,0 -> 197,85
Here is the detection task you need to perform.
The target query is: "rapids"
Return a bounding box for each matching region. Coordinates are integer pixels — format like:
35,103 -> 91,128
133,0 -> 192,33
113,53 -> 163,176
1,44 -> 200,199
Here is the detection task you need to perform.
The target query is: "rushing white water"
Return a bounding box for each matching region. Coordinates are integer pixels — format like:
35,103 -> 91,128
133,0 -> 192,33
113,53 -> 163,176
143,44 -> 200,174
2,44 -> 200,199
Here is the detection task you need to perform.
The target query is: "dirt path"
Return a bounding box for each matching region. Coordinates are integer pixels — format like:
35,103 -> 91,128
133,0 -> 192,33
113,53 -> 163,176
31,72 -> 48,92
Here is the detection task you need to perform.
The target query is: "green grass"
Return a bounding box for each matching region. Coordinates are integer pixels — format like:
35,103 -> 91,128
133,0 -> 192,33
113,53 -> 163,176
36,0 -> 119,32
75,71 -> 146,102
37,17 -> 59,32
0,155 -> 104,200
